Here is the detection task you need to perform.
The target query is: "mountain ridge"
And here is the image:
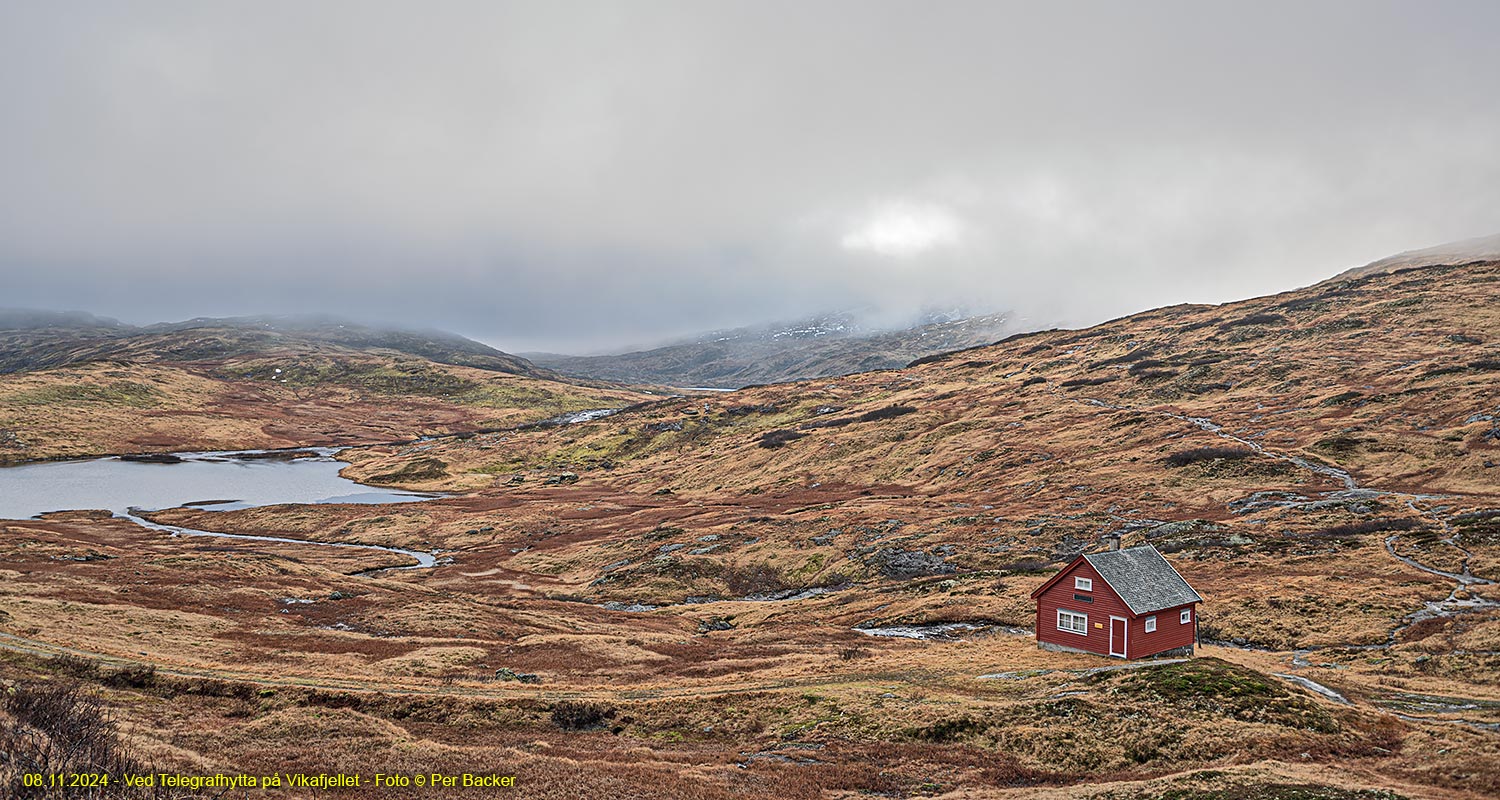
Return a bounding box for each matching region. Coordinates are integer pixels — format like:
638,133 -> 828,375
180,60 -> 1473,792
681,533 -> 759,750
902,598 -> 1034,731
1334,231 -> 1500,281
528,311 -> 1016,388
0,312 -> 648,462
0,311 -> 553,379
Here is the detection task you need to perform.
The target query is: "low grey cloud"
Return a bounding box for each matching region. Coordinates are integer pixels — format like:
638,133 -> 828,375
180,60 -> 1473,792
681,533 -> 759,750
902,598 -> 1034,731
2,1 -> 1497,353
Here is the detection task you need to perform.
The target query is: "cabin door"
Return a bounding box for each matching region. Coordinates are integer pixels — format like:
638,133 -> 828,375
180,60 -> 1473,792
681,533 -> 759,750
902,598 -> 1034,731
1109,616 -> 1127,658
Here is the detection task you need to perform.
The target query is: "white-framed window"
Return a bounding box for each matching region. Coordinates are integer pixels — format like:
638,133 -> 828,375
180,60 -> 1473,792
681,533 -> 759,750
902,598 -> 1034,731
1057,609 -> 1088,635
1145,616 -> 1157,633
1180,609 -> 1192,624
1074,576 -> 1092,592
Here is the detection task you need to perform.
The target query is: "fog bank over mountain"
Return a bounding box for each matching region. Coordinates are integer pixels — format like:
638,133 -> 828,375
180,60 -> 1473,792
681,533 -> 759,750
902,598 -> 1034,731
2,2 -> 1498,352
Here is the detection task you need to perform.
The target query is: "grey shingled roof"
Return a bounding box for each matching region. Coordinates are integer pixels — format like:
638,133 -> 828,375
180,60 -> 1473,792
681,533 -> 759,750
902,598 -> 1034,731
1083,544 -> 1202,615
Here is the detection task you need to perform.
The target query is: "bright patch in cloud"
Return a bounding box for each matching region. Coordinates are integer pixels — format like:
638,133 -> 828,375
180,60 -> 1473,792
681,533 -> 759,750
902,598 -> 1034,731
840,201 -> 963,257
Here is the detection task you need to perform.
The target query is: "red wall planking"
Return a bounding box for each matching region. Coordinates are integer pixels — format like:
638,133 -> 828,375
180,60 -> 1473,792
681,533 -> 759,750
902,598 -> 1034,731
1034,558 -> 1197,659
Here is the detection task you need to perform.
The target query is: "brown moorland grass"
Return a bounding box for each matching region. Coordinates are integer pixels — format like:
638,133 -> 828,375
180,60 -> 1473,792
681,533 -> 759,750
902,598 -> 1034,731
3,262 -> 1500,797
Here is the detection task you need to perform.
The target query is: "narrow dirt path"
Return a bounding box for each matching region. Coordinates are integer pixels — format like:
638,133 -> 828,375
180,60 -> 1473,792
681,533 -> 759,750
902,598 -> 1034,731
1061,388 -> 1491,589
1050,388 -> 1500,731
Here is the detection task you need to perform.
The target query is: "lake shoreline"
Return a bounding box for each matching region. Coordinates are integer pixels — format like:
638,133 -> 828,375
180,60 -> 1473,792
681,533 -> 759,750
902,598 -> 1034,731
0,447 -> 442,522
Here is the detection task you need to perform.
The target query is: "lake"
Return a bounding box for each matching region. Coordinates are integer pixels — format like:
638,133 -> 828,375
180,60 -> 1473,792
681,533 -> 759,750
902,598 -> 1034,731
0,448 -> 434,520
0,449 -> 440,568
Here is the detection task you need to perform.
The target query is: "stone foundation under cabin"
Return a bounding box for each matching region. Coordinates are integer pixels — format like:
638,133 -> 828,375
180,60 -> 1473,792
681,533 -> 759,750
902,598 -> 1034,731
1038,640 -> 1195,660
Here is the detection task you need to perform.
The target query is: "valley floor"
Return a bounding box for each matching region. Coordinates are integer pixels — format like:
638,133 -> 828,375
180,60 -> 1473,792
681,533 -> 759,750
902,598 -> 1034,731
2,468 -> 1496,799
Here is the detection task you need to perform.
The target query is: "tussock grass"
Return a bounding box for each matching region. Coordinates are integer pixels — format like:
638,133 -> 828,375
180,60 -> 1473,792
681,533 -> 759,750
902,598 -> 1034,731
1088,659 -> 1338,733
550,701 -> 616,731
0,681 -> 181,799
756,429 -> 806,449
1163,447 -> 1256,467
1220,313 -> 1287,329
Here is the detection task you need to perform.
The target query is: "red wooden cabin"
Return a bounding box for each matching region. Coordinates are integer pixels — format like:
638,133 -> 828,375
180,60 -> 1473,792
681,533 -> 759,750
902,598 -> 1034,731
1030,543 -> 1201,659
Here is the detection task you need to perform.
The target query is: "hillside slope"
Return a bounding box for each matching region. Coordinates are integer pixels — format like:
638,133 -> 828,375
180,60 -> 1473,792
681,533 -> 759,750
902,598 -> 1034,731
3,264 -> 1498,798
343,257 -> 1500,690
1337,231 -> 1500,280
364,259 -> 1499,503
0,314 -> 648,461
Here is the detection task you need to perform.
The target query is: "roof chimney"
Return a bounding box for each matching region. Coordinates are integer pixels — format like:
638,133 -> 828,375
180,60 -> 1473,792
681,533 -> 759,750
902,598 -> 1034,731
1108,534 -> 1122,551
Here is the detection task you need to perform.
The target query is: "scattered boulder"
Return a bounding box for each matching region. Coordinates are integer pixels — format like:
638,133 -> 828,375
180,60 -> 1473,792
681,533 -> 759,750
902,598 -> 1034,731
602,601 -> 658,612
698,616 -> 736,633
494,667 -> 541,684
1146,520 -> 1223,538
870,548 -> 957,579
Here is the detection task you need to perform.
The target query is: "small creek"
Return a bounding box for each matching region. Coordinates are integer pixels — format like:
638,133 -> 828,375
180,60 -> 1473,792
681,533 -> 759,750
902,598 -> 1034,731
856,622 -> 1030,640
1055,387 -> 1500,729
1273,673 -> 1351,705
0,448 -> 441,570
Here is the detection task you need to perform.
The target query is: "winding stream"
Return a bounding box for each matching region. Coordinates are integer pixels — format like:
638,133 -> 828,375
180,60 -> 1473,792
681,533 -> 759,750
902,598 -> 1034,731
0,448 -> 442,569
1056,386 -> 1499,729
1063,387 -> 1495,596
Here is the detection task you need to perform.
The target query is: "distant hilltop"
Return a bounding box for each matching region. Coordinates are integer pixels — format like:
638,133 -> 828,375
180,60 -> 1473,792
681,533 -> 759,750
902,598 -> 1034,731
0,308 -> 125,330
1335,231 -> 1500,280
0,312 -> 553,380
526,311 -> 1015,389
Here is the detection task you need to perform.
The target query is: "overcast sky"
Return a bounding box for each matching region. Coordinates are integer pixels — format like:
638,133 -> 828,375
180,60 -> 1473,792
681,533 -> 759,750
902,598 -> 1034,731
2,2 -> 1497,353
